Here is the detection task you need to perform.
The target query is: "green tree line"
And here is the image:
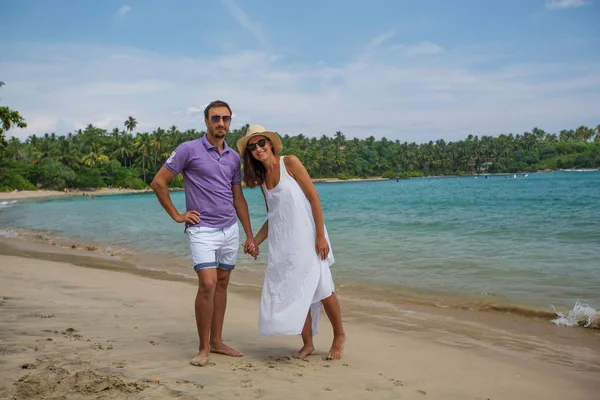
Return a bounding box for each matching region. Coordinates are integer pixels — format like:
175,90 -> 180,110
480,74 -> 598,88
1,87 -> 599,191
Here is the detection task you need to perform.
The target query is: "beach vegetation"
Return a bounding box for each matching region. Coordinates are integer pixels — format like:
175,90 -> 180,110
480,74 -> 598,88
0,88 -> 599,191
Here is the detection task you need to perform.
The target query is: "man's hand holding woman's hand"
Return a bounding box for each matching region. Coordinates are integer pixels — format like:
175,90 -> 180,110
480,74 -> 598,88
243,237 -> 259,260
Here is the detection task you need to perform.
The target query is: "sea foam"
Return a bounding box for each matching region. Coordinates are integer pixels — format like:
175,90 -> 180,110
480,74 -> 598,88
551,300 -> 599,328
0,200 -> 18,209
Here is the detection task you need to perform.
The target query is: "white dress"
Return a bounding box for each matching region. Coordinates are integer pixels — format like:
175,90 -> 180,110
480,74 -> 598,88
258,156 -> 335,339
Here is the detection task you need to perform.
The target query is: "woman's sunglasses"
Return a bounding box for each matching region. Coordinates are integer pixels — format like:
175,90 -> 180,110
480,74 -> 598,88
247,138 -> 268,152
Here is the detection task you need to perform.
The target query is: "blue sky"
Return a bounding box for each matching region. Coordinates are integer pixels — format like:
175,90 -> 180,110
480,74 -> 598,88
1,0 -> 599,143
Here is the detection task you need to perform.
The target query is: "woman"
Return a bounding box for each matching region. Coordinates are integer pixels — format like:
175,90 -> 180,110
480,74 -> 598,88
237,125 -> 346,360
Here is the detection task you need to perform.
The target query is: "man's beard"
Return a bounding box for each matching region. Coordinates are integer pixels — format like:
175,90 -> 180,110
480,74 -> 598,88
210,127 -> 227,139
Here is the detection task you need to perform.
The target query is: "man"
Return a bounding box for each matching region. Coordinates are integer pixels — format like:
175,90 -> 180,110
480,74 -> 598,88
151,100 -> 257,367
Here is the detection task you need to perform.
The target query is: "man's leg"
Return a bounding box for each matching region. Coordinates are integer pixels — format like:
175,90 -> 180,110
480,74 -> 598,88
208,268 -> 242,357
190,268 -> 218,366
209,223 -> 243,357
294,310 -> 316,359
321,293 -> 346,360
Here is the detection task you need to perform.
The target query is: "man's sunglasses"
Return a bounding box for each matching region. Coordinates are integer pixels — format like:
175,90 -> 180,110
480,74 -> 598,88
210,115 -> 232,123
247,138 -> 268,152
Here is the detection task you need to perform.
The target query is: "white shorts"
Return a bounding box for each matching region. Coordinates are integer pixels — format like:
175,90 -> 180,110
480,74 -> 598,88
186,223 -> 239,272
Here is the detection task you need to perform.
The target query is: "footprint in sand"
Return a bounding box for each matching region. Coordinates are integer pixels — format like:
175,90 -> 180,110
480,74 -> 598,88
61,328 -> 83,340
377,373 -> 404,387
240,379 -> 253,388
389,378 -> 404,387
89,343 -> 105,350
235,362 -> 259,372
175,379 -> 204,390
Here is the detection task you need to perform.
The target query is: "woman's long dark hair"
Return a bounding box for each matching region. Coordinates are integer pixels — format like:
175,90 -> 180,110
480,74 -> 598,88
242,140 -> 270,188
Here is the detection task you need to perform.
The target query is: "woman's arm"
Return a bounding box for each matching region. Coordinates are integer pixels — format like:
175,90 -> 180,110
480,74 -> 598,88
285,155 -> 329,260
254,220 -> 269,246
254,185 -> 269,246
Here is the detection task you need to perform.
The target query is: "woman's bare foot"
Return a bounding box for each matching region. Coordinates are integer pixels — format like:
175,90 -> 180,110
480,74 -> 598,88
293,344 -> 315,359
209,342 -> 243,357
326,333 -> 346,360
190,351 -> 209,367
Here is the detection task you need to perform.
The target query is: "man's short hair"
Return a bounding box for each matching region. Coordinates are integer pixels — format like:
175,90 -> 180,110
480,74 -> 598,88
204,100 -> 232,119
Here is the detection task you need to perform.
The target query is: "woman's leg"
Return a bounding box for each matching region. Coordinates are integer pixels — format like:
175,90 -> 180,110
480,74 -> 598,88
321,292 -> 346,360
294,310 -> 315,358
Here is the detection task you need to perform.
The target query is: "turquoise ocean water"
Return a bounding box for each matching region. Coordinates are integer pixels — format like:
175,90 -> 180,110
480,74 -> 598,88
1,171 -> 599,322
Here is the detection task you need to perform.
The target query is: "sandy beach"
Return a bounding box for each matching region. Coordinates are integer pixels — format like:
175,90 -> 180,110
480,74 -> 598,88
0,236 -> 598,400
0,188 -> 152,202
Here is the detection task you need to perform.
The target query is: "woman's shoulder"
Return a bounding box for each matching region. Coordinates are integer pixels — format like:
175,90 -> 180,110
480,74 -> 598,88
282,154 -> 302,167
282,154 -> 308,181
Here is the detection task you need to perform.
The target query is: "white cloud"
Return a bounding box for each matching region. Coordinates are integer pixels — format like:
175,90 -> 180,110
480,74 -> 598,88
396,41 -> 444,56
185,106 -> 204,116
219,0 -> 269,48
545,0 -> 591,9
117,5 -> 132,18
366,31 -> 395,49
1,41 -> 599,143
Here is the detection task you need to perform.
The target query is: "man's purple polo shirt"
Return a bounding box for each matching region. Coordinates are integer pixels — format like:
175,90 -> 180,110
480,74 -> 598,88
164,134 -> 242,229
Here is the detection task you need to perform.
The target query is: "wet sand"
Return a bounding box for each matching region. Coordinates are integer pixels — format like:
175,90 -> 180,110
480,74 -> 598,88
0,237 -> 598,399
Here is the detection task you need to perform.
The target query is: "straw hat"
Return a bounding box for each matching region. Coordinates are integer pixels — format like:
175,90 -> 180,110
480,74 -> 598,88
236,124 -> 283,157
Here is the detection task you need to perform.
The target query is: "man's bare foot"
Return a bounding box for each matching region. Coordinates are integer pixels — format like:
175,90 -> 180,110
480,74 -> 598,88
209,343 -> 243,357
326,333 -> 346,360
293,344 -> 315,359
190,351 -> 209,367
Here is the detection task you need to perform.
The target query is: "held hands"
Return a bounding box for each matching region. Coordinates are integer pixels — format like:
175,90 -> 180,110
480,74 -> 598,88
315,235 -> 330,260
175,210 -> 201,225
243,237 -> 259,260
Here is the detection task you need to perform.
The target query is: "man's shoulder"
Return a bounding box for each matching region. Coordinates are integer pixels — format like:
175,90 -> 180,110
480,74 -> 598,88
165,139 -> 202,169
171,138 -> 204,158
177,138 -> 203,150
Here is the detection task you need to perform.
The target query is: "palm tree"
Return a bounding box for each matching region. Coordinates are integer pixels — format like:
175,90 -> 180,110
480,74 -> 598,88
134,132 -> 153,182
124,116 -> 138,134
113,134 -> 134,168
81,143 -> 109,167
6,137 -> 22,160
575,125 -> 595,142
53,136 -> 80,167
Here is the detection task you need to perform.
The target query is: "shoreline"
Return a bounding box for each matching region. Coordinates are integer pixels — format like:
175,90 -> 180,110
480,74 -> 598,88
1,237 -> 599,399
0,179 -> 385,202
1,231 -> 599,337
2,169 -> 599,202
0,187 -> 154,202
1,226 -> 598,330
